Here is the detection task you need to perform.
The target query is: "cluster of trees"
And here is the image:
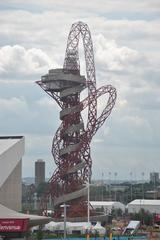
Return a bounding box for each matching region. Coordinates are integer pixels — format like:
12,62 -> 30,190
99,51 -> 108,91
130,209 -> 154,226
111,208 -> 155,226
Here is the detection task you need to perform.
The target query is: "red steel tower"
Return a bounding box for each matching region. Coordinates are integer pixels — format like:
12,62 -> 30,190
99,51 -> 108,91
36,21 -> 116,220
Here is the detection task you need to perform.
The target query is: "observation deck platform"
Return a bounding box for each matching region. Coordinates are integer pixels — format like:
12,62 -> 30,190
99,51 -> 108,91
41,68 -> 86,92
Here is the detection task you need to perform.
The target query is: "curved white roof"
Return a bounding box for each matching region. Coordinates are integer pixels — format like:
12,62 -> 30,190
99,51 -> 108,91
128,199 -> 160,206
90,201 -> 125,211
90,201 -> 118,206
0,203 -> 51,227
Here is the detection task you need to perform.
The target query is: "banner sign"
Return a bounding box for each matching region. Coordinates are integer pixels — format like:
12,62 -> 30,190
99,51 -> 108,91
0,218 -> 28,232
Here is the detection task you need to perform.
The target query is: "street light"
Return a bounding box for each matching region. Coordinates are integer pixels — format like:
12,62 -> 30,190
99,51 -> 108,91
101,172 -> 104,201
114,172 -> 117,201
87,180 -> 90,224
141,172 -> 145,199
61,203 -> 70,239
108,172 -> 111,200
154,173 -> 156,199
130,171 -> 133,201
87,180 -> 95,223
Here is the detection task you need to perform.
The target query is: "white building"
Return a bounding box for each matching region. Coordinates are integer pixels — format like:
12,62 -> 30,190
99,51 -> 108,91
127,199 -> 160,214
0,136 -> 25,211
90,201 -> 125,214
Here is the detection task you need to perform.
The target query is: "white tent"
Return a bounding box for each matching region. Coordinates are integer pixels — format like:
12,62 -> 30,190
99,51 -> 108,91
43,221 -> 93,234
67,222 -> 91,234
127,199 -> 160,214
91,222 -> 106,235
43,221 -> 61,231
90,201 -> 125,213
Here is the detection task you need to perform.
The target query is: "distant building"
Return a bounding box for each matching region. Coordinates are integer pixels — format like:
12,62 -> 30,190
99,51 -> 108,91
146,190 -> 158,199
90,201 -> 125,214
127,199 -> 160,214
109,185 -> 129,192
35,159 -> 45,187
150,172 -> 159,183
0,136 -> 25,211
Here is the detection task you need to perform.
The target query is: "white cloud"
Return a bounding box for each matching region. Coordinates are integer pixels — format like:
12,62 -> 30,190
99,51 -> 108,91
0,95 -> 59,135
93,138 -> 104,143
0,97 -> 29,115
117,99 -> 128,109
23,133 -> 55,178
0,45 -> 55,78
25,133 -> 53,154
2,0 -> 160,13
123,115 -> 145,126
36,97 -> 56,108
95,34 -> 144,71
0,9 -> 159,53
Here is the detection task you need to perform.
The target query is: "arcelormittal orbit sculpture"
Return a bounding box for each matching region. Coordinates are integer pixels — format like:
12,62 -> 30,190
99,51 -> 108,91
37,21 -> 116,220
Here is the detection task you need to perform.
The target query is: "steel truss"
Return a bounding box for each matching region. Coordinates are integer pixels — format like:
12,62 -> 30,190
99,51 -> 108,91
36,21 -> 116,219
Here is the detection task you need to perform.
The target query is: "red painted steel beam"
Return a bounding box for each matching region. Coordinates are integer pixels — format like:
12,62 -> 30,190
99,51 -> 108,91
36,21 -> 116,219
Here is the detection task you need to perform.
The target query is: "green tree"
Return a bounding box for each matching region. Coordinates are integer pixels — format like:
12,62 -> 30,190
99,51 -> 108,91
36,226 -> 44,240
131,209 -> 154,226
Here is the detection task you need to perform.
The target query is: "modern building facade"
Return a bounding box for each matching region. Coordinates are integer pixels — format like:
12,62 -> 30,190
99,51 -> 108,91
0,136 -> 25,211
35,159 -> 45,187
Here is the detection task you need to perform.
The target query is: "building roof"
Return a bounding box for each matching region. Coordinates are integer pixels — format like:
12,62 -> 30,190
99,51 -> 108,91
90,201 -> 125,211
36,159 -> 44,162
0,136 -> 23,156
90,201 -> 117,206
0,203 -> 51,227
90,201 -> 125,207
128,199 -> 160,206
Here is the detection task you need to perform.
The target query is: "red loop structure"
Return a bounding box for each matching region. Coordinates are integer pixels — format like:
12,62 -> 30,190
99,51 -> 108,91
36,21 -> 117,220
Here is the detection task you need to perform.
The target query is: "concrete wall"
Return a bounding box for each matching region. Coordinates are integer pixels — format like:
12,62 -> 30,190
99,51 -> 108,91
0,160 -> 22,211
0,136 -> 24,211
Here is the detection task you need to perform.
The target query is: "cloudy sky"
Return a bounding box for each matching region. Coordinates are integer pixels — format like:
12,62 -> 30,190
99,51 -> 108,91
0,0 -> 160,181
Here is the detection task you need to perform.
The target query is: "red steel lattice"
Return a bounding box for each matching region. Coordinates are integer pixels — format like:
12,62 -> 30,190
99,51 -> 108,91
36,21 -> 116,219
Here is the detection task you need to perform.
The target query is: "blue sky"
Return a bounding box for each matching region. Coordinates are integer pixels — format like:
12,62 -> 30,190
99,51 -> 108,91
0,0 -> 160,181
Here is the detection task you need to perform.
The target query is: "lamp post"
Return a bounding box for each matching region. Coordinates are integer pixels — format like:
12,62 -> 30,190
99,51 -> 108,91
130,171 -> 133,201
87,181 -> 95,223
61,203 -> 69,239
87,179 -> 90,224
114,172 -> 117,201
154,173 -> 156,199
102,172 -> 104,201
108,172 -> 111,200
86,180 -> 91,240
141,172 -> 145,199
